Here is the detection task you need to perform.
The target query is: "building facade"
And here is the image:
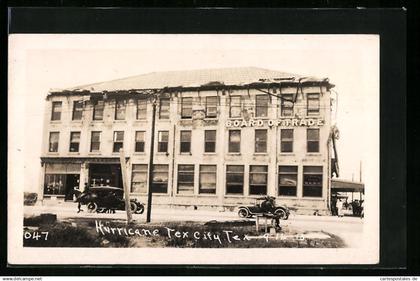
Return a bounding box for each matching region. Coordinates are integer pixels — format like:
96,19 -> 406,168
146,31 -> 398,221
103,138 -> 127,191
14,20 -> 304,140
39,67 -> 336,212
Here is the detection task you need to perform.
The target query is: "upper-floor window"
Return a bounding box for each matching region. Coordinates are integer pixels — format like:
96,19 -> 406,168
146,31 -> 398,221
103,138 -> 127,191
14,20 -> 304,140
158,131 -> 169,153
226,165 -> 244,195
90,131 -> 101,152
177,164 -> 195,194
137,99 -> 147,120
69,132 -> 81,152
307,93 -> 320,116
48,132 -> 59,152
204,130 -> 216,153
307,128 -> 320,153
72,101 -> 83,120
180,131 -> 192,153
51,101 -> 62,121
181,97 -> 193,119
255,129 -> 267,153
228,130 -> 241,153
159,98 -> 170,119
249,165 -> 268,195
115,100 -> 126,120
135,131 -> 145,152
281,94 -> 294,116
113,131 -> 124,152
255,95 -> 269,117
229,96 -> 242,118
199,165 -> 217,194
206,96 -> 218,118
93,100 -> 104,120
280,129 -> 294,153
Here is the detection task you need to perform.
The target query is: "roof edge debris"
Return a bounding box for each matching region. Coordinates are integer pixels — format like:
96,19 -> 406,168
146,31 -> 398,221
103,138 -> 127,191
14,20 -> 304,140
47,66 -> 334,97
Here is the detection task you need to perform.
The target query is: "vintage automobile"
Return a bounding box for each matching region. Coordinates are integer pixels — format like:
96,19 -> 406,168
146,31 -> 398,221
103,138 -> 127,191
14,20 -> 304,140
76,186 -> 145,214
237,196 -> 290,220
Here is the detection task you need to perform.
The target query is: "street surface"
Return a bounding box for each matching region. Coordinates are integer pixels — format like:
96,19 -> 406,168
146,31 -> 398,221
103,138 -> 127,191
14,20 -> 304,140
24,203 -> 363,248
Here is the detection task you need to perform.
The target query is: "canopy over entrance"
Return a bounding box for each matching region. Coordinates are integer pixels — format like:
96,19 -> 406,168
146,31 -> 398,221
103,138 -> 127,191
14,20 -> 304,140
331,179 -> 364,193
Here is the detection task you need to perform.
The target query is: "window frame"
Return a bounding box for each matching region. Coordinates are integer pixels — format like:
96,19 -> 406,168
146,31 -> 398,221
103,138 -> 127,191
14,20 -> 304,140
131,164 -> 148,194
254,129 -> 268,153
255,94 -> 269,118
159,98 -> 170,119
69,131 -> 81,152
134,131 -> 146,153
177,164 -> 195,195
228,130 -> 241,153
280,94 -> 294,117
307,93 -> 320,116
136,99 -> 147,120
72,100 -> 83,121
280,129 -> 294,153
303,166 -> 323,197
229,96 -> 242,118
181,97 -> 193,119
278,165 -> 298,197
112,131 -> 124,153
249,165 -> 268,195
152,164 -> 169,193
226,165 -> 244,195
307,128 -> 320,153
157,131 -> 169,153
48,132 -> 60,152
180,130 -> 192,153
114,99 -> 126,120
51,101 -> 62,121
205,96 -> 218,118
90,131 -> 101,152
204,130 -> 216,153
199,165 -> 217,194
93,100 -> 104,121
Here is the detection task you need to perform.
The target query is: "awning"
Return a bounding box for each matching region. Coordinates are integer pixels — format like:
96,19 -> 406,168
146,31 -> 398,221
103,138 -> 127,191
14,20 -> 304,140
331,179 -> 364,193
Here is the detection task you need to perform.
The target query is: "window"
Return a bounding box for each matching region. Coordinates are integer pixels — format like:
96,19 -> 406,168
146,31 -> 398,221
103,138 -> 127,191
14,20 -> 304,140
249,165 -> 268,195
307,128 -> 320,153
158,131 -> 169,153
281,94 -> 294,116
44,174 -> 66,195
90,131 -> 101,152
72,101 -> 83,120
69,132 -> 81,152
177,165 -> 194,194
137,99 -> 147,119
255,95 -> 269,117
93,100 -> 104,120
226,165 -> 244,194
278,166 -> 297,196
159,98 -> 170,119
204,130 -> 216,153
255,129 -> 267,153
48,132 -> 59,152
206,96 -> 218,118
51,101 -> 62,121
180,131 -> 191,153
281,129 -> 293,153
135,131 -> 145,152
113,131 -> 124,152
131,164 -> 148,193
307,93 -> 320,116
228,130 -> 241,153
181,97 -> 193,118
303,166 -> 323,197
199,165 -> 217,194
152,164 -> 169,193
229,96 -> 242,118
115,100 -> 126,120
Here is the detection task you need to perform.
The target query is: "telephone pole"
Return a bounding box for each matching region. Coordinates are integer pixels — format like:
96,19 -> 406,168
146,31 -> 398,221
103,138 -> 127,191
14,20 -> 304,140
146,96 -> 157,223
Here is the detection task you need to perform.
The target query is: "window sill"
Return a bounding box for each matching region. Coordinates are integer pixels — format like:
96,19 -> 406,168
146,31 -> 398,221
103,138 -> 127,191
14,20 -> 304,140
253,153 -> 268,156
71,120 -> 83,123
68,152 -> 80,155
306,153 -> 322,156
203,152 -> 217,155
91,120 -> 104,123
133,152 -> 147,155
175,193 -> 217,197
179,152 -> 192,156
156,152 -> 170,156
301,197 -> 325,200
88,152 -> 102,156
279,153 -> 295,156
47,152 -> 59,155
227,153 -> 241,156
49,120 -> 62,124
224,194 -> 245,198
113,120 -> 126,123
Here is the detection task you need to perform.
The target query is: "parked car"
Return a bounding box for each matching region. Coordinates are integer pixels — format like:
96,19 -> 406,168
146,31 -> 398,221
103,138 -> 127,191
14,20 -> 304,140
237,196 -> 290,220
76,186 -> 145,214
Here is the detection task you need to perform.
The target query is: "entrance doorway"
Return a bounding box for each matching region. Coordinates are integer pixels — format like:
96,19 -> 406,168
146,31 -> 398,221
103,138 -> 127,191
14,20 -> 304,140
89,164 -> 123,188
65,174 -> 80,201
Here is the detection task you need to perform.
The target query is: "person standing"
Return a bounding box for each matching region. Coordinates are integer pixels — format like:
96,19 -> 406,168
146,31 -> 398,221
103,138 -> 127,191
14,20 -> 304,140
336,198 -> 344,217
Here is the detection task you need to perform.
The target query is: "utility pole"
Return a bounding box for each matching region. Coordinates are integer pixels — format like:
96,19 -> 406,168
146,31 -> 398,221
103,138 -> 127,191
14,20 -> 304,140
119,148 -> 132,224
359,161 -> 362,183
146,96 -> 157,223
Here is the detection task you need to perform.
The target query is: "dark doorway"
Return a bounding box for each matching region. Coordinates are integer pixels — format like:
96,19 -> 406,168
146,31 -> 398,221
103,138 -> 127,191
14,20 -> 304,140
65,174 -> 80,201
89,164 -> 123,188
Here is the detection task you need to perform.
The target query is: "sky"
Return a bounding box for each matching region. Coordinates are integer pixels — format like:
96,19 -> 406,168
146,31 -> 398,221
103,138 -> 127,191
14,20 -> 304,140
8,34 -> 379,193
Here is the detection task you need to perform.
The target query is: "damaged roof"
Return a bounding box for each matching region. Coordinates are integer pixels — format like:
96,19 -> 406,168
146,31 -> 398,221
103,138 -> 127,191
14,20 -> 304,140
53,66 -> 331,93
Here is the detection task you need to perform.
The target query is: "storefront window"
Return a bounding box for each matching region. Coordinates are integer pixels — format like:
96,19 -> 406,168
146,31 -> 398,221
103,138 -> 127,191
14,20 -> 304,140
113,131 -> 124,152
206,96 -> 218,118
131,164 -> 148,193
204,130 -> 216,153
69,132 -> 80,152
229,96 -> 242,118
49,132 -> 59,152
226,165 -> 244,195
307,128 -> 320,153
228,130 -> 241,153
93,100 -> 104,120
303,166 -> 323,197
90,131 -> 101,152
199,165 -> 216,194
255,95 -> 269,117
72,100 -> 83,120
115,100 -> 126,120
135,131 -> 145,152
181,97 -> 193,118
51,101 -> 62,121
158,131 -> 169,153
177,165 -> 194,194
307,93 -> 320,116
249,165 -> 268,195
255,129 -> 267,153
44,174 -> 66,195
278,166 -> 297,196
137,99 -> 147,119
280,94 -> 294,116
159,98 -> 170,119
152,164 -> 169,193
281,129 -> 294,153
180,131 -> 191,153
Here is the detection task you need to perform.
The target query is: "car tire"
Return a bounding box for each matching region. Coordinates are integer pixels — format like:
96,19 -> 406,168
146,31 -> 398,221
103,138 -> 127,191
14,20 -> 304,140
274,208 -> 288,220
87,202 -> 98,213
238,208 -> 249,218
135,203 -> 145,214
130,201 -> 138,213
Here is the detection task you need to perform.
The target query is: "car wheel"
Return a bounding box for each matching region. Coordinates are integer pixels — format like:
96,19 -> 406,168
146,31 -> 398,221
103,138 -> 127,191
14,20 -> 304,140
135,203 -> 145,214
238,208 -> 249,218
87,202 -> 98,213
130,201 -> 138,213
274,208 -> 288,220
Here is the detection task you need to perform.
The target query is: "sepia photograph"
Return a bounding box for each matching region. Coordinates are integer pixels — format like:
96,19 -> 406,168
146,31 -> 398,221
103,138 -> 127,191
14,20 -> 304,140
8,34 -> 379,264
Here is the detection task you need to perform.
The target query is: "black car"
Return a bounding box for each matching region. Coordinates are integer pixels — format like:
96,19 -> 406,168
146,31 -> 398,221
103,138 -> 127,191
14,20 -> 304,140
76,186 -> 145,214
237,196 -> 290,220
